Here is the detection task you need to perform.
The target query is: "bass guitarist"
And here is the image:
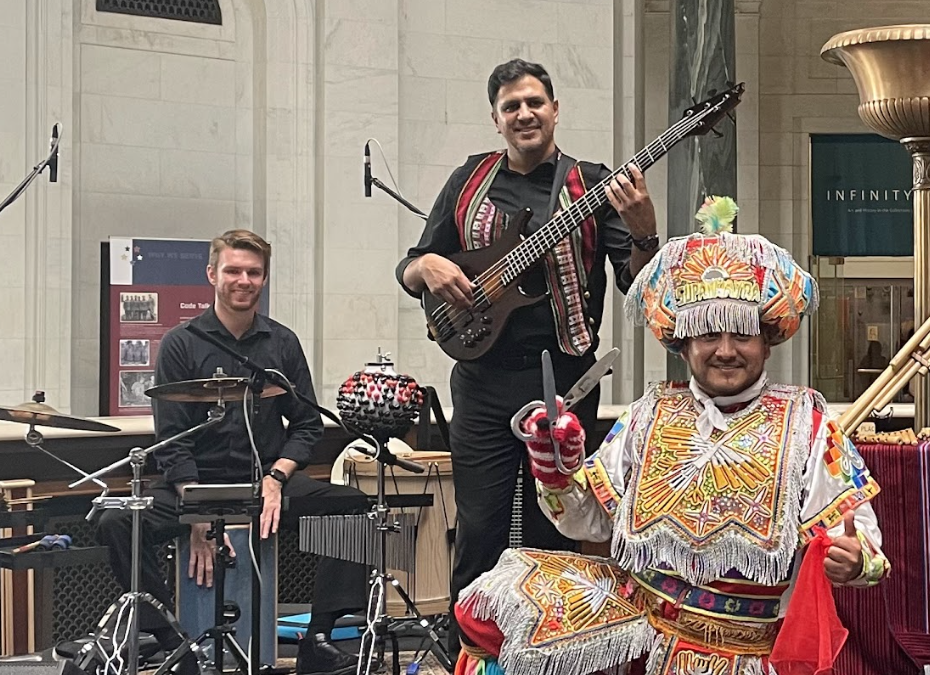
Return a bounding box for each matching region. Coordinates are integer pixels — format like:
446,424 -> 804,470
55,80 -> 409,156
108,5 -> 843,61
394,58 -> 660,661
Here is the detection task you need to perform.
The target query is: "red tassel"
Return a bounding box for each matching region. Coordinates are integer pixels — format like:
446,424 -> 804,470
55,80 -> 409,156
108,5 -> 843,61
770,528 -> 848,675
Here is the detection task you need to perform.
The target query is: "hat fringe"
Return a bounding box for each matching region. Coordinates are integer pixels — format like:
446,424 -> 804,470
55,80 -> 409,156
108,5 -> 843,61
672,301 -> 761,339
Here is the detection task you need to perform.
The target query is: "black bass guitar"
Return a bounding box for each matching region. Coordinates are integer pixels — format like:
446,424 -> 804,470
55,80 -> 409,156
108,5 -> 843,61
424,83 -> 744,361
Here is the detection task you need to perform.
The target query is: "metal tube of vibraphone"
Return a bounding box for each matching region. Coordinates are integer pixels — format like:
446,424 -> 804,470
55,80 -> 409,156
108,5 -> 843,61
872,359 -> 924,408
840,358 -> 922,434
839,314 -> 930,433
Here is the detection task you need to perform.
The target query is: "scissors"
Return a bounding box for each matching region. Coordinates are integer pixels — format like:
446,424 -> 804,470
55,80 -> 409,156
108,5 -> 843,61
510,347 -> 620,475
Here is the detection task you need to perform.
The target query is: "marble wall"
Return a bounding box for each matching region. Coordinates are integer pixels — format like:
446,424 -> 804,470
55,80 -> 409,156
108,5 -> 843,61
0,2 -> 74,410
0,0 -> 922,417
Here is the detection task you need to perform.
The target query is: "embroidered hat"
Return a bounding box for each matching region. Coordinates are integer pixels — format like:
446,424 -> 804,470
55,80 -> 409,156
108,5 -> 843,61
625,197 -> 819,354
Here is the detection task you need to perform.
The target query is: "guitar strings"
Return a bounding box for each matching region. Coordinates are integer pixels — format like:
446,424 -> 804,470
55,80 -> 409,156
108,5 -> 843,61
431,123 -> 684,331
428,106 -> 712,333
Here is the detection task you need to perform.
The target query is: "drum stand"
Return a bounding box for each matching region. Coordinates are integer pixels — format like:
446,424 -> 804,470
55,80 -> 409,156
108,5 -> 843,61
177,486 -> 262,674
358,436 -> 452,675
68,406 -> 227,675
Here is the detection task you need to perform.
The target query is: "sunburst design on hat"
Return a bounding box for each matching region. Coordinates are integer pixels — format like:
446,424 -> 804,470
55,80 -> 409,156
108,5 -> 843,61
671,239 -> 763,307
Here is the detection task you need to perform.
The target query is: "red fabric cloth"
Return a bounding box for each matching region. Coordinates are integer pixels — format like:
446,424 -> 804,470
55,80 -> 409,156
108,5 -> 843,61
834,442 -> 930,675
454,599 -> 505,657
770,528 -> 848,675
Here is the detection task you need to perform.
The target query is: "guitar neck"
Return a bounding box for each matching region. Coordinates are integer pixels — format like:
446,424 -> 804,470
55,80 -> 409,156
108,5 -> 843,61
504,122 -> 691,279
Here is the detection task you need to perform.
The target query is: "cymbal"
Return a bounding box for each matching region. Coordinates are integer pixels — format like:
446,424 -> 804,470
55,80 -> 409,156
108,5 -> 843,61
146,377 -> 287,403
0,401 -> 120,433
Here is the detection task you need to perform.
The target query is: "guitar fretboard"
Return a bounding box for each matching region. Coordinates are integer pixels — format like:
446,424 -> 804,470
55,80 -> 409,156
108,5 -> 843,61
500,107 -> 714,283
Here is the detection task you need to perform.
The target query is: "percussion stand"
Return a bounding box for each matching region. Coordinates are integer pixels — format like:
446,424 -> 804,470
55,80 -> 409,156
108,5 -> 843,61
7,392 -> 119,510
68,406 -> 227,675
357,435 -> 452,675
178,488 -> 262,674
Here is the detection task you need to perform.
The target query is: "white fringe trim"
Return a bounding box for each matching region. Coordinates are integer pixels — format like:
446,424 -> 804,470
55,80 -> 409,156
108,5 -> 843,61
612,384 -> 814,587
458,549 -> 655,675
673,301 -> 761,339
643,631 -> 776,675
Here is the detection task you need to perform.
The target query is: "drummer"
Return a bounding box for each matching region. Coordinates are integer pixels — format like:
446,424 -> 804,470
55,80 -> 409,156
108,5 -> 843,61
95,229 -> 368,675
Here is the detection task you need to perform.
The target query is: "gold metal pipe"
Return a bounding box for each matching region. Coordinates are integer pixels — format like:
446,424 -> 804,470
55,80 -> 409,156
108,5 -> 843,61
837,312 -> 930,433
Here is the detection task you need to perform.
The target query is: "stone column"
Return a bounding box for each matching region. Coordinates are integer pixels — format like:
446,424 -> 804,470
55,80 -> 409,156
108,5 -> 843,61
904,138 -> 930,430
666,0 -> 737,379
614,0 -> 647,402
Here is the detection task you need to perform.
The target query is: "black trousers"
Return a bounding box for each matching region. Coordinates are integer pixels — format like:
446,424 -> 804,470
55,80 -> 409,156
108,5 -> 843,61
96,473 -> 370,637
447,351 -> 599,654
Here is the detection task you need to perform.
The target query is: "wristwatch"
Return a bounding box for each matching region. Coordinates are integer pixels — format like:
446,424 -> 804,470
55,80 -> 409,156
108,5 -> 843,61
632,233 -> 660,252
265,468 -> 288,485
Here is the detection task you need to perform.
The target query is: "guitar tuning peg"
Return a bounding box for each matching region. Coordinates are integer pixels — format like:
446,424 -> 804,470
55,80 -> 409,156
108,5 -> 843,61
726,112 -> 736,124
707,88 -> 718,97
710,127 -> 724,139
691,96 -> 699,105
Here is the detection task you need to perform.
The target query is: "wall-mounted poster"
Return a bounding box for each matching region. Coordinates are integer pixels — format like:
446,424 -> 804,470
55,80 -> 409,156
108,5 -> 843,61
102,238 -> 215,416
810,133 -> 913,256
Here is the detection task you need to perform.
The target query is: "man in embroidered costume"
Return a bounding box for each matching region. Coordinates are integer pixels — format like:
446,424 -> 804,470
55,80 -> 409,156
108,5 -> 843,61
454,198 -> 888,675
395,59 -> 660,658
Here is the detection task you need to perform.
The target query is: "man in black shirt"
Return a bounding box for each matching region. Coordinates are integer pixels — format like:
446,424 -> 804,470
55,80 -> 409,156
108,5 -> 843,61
395,59 -> 660,659
97,230 -> 367,675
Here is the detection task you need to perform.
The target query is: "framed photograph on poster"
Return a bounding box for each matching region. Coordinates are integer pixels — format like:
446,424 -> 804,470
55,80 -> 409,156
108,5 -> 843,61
119,339 -> 150,366
119,292 -> 159,323
101,238 -> 214,416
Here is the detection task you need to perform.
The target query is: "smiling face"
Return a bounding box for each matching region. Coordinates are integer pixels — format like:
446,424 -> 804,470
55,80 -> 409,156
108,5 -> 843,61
207,246 -> 266,317
491,74 -> 559,168
681,332 -> 771,397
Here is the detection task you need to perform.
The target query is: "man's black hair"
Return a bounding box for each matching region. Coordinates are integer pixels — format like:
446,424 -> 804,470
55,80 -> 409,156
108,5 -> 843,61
487,59 -> 554,106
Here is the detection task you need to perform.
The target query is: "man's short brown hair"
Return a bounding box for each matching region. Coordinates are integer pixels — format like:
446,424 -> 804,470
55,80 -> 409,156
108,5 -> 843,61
208,229 -> 272,278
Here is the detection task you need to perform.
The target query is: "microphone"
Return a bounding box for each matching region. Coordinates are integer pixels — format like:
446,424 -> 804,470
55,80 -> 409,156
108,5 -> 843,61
48,125 -> 59,183
364,141 -> 372,198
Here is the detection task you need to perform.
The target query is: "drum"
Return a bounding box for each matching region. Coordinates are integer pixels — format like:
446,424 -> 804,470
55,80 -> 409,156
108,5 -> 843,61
175,526 -> 276,666
345,451 -> 456,615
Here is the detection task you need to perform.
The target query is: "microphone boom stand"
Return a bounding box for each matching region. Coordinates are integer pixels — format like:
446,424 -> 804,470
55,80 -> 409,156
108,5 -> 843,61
364,151 -> 427,221
0,123 -> 61,215
369,176 -> 427,220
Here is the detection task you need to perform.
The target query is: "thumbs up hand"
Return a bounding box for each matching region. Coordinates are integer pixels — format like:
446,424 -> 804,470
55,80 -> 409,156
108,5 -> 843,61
823,510 -> 864,584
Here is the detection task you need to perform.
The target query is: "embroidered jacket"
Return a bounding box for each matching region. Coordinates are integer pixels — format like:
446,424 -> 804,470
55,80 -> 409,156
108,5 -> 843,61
536,378 -> 888,674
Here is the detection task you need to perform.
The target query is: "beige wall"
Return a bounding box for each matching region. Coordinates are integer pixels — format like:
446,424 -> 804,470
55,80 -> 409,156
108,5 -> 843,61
0,0 -> 922,416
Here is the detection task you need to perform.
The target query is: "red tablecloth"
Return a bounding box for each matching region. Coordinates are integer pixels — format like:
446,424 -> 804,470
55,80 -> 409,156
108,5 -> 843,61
833,442 -> 930,675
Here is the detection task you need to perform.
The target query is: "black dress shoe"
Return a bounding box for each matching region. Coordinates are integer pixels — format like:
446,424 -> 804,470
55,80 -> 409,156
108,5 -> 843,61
296,634 -> 357,675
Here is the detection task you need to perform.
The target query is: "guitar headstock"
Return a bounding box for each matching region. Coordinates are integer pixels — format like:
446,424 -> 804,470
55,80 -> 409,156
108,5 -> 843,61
680,83 -> 745,137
